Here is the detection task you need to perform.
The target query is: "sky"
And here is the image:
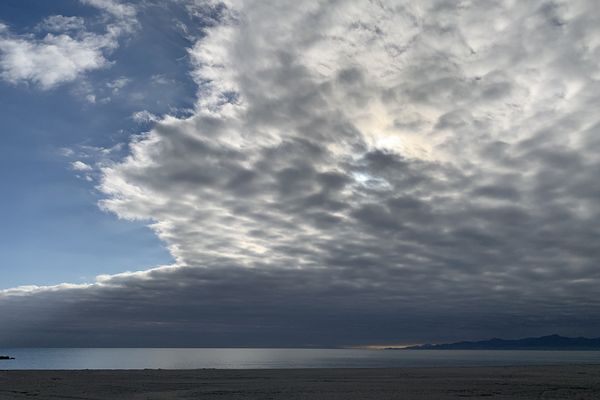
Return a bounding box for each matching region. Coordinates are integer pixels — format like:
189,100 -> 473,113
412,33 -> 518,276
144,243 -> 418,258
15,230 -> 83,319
1,0 -> 600,348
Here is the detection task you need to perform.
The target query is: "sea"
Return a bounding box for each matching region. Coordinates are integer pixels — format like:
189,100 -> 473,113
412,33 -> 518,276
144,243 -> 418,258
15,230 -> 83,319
1,348 -> 600,370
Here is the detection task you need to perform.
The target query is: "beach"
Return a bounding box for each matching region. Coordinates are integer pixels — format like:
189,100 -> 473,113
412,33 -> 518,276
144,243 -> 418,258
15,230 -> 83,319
1,364 -> 599,399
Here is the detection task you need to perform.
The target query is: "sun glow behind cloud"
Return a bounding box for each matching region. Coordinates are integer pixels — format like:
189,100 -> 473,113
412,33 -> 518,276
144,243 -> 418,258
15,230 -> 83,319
354,101 -> 440,162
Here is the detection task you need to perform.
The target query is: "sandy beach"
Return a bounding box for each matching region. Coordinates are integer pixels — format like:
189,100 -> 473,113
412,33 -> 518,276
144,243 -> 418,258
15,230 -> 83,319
1,364 -> 599,399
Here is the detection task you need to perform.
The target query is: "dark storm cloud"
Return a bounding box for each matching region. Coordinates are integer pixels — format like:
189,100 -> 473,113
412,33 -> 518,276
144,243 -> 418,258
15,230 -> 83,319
2,0 -> 600,346
3,264 -> 600,347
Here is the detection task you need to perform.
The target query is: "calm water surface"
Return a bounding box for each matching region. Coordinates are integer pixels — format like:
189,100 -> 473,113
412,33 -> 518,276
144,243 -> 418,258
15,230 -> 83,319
1,348 -> 600,370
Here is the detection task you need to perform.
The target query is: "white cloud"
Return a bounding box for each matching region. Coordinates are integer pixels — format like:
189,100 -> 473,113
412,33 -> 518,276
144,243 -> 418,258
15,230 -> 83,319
36,15 -> 86,32
80,0 -> 137,21
71,161 -> 93,171
150,74 -> 171,85
132,110 -> 158,123
107,76 -> 130,93
0,0 -> 137,89
0,34 -> 112,89
59,147 -> 76,157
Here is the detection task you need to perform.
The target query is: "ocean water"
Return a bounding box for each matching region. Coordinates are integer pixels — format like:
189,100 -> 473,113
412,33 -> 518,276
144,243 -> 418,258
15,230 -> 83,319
1,348 -> 600,370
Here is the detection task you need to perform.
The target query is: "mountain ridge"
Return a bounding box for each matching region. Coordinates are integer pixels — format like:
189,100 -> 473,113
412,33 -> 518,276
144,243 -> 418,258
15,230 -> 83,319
393,335 -> 600,350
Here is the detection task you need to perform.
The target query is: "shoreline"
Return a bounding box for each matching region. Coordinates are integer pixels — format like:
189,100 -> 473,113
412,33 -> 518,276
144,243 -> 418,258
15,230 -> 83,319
3,361 -> 600,370
2,364 -> 600,399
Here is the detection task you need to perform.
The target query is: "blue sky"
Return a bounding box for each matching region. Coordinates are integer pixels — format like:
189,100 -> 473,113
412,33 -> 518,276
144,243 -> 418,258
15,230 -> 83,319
0,0 -> 200,288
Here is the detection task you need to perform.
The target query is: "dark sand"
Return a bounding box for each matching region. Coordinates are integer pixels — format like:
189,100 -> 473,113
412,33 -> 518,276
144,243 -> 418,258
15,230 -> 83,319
1,365 -> 600,399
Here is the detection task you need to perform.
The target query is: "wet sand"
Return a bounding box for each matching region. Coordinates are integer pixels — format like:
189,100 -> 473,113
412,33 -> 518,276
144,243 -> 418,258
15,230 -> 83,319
1,364 -> 599,399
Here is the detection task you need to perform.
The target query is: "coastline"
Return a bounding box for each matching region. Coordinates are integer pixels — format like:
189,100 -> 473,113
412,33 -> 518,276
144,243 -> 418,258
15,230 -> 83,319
2,364 -> 600,399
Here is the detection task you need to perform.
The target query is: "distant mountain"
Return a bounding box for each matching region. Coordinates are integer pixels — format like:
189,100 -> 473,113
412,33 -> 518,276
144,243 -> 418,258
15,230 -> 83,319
397,335 -> 600,350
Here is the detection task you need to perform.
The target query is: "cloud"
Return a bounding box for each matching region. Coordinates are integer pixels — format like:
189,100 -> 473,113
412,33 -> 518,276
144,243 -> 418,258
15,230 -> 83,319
132,110 -> 158,123
71,161 -> 93,171
107,76 -> 130,93
81,0 -> 137,22
36,15 -> 86,32
59,147 -> 76,157
0,0 -> 137,89
0,34 -> 113,89
3,0 -> 600,346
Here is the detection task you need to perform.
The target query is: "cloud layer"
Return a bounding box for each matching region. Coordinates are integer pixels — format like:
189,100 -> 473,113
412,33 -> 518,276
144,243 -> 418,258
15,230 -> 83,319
2,0 -> 600,346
